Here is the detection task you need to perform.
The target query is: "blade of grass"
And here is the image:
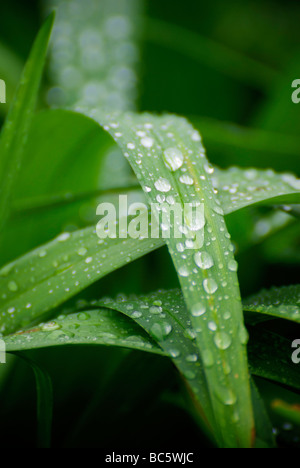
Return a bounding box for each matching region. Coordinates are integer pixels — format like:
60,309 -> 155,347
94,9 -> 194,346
250,379 -> 276,448
144,18 -> 280,93
248,327 -> 300,391
0,13 -> 54,238
0,222 -> 162,335
78,109 -> 254,448
4,309 -> 163,356
3,288 -> 278,446
12,163 -> 300,218
244,285 -> 300,324
0,41 -> 23,117
95,290 -> 216,443
10,352 -> 53,448
190,116 -> 300,172
213,167 -> 300,214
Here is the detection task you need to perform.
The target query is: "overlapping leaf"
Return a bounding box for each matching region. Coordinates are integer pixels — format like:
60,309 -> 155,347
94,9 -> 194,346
74,109 -> 254,448
213,167 -> 300,214
5,308 -> 162,356
244,285 -> 300,324
0,13 -> 54,236
0,224 -> 162,335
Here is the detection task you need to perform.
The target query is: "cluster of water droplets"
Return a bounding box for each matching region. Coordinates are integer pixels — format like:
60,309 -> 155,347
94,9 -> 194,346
0,225 -> 161,335
245,285 -> 300,323
4,308 -> 159,353
212,167 -> 300,212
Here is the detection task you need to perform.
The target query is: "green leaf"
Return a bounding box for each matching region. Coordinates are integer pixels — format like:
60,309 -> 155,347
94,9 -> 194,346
0,13 -> 55,237
190,116 -> 300,173
76,110 -> 254,448
0,41 -> 23,117
1,109 -> 133,266
0,223 -> 162,335
95,290 -> 216,441
244,285 -> 300,324
145,18 -> 279,92
5,309 -> 162,356
250,379 -> 276,448
248,327 -> 300,390
11,353 -> 53,448
9,110 -> 300,226
271,399 -> 300,427
2,288 -> 278,446
213,167 -> 300,214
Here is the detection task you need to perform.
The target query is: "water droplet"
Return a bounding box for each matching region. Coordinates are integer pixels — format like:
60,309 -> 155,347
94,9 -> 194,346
150,322 -> 172,341
131,311 -> 142,319
191,131 -> 201,142
57,232 -> 71,242
228,260 -> 238,272
163,147 -> 184,172
208,321 -> 217,331
183,370 -> 196,380
85,257 -> 93,264
215,387 -> 237,406
179,175 -> 194,186
213,206 -> 224,216
239,326 -> 249,345
282,174 -> 300,191
203,278 -> 218,294
186,354 -> 198,362
204,163 -> 214,175
8,281 -> 18,292
178,266 -> 190,277
78,312 -> 91,320
202,349 -> 214,368
169,349 -> 181,358
149,306 -> 163,315
214,332 -> 232,350
78,247 -> 88,256
194,252 -> 214,270
191,303 -> 206,317
42,321 -> 61,331
154,177 -> 171,193
141,137 -> 154,148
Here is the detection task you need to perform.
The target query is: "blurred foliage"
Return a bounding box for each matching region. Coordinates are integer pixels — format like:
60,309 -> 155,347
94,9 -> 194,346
0,0 -> 299,449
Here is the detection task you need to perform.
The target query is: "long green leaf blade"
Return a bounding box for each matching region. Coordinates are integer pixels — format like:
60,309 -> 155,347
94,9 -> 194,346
79,110 -> 254,448
0,13 -> 55,236
0,224 -> 161,335
11,353 -> 53,448
213,167 -> 300,214
5,309 -> 162,356
244,285 -> 300,323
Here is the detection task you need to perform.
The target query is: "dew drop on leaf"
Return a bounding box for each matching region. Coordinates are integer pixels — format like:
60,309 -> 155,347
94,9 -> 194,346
191,303 -> 206,317
203,278 -> 218,294
154,177 -> 172,192
163,147 -> 184,172
228,260 -> 238,272
150,322 -> 172,341
214,331 -> 232,350
42,321 -> 61,332
179,175 -> 194,186
194,251 -> 214,270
